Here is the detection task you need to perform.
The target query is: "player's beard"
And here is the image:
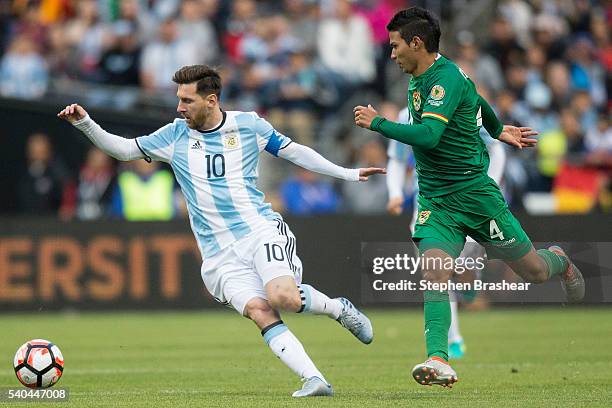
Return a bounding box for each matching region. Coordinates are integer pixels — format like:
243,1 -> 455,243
185,111 -> 206,130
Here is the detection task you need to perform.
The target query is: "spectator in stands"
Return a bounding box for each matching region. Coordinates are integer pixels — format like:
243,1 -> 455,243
535,109 -> 587,192
545,62 -> 573,113
46,23 -> 75,79
317,0 -> 375,93
567,34 -> 607,109
18,133 -> 70,215
498,0 -> 533,48
283,0 -> 320,52
455,30 -> 505,94
177,0 -> 219,65
10,3 -> 48,48
73,147 -> 116,221
571,90 -> 598,134
505,60 -> 529,102
355,0 -> 403,97
280,168 -> 340,215
0,34 -> 48,99
342,140 -> 388,214
561,108 -> 588,156
223,62 -> 266,112
222,0 -> 257,63
494,89 -> 523,126
240,13 -> 301,88
525,45 -> 547,85
99,21 -> 141,87
63,0 -> 108,82
484,16 -> 524,70
531,13 -> 568,61
519,81 -> 558,134
590,13 -> 612,78
115,0 -> 157,45
110,160 -> 176,221
585,113 -> 612,154
140,16 -> 200,93
267,48 -> 318,146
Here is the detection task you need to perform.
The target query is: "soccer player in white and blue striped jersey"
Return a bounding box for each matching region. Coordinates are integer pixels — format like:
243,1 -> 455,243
58,65 -> 383,398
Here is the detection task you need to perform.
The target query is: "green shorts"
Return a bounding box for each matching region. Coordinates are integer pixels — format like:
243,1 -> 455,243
413,177 -> 532,260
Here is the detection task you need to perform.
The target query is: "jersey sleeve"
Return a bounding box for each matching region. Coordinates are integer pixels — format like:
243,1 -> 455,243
135,120 -> 180,163
421,68 -> 464,125
253,112 -> 292,156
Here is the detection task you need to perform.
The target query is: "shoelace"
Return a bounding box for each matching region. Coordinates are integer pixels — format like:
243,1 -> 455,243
301,378 -> 323,392
340,303 -> 363,332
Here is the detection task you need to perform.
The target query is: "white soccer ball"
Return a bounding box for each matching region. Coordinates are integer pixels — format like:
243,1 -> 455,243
13,339 -> 64,388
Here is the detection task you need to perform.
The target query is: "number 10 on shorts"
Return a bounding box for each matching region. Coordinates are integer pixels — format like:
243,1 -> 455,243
264,243 -> 285,262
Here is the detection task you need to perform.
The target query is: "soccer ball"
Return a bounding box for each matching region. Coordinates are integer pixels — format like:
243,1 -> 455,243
13,339 -> 64,388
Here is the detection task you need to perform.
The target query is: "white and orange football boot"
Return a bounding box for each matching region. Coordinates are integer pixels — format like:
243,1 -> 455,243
412,357 -> 458,388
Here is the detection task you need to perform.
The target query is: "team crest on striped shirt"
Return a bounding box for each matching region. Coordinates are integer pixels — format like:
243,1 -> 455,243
222,134 -> 240,149
412,90 -> 421,111
418,210 -> 431,224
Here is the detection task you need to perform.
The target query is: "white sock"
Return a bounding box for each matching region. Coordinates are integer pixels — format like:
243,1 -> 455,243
448,292 -> 463,344
262,321 -> 327,383
298,284 -> 343,319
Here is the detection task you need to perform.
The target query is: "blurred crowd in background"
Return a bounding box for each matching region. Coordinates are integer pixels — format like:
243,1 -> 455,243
1,0 -> 610,220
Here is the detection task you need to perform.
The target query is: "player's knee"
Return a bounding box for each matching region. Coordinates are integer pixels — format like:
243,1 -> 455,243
421,252 -> 454,283
422,266 -> 453,283
267,286 -> 301,312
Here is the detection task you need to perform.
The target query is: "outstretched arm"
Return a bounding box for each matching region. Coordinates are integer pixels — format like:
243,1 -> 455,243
356,102 -> 538,150
277,142 -> 385,181
354,104 -> 446,150
58,104 -> 143,161
478,95 -> 538,149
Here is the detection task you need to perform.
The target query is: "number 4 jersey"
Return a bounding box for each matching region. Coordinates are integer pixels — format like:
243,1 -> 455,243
136,111 -> 289,258
407,54 -> 491,198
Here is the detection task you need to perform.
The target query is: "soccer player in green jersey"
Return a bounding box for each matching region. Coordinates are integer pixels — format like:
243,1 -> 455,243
354,7 -> 585,388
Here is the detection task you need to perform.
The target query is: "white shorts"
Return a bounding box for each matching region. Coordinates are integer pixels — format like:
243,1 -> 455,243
200,219 -> 303,315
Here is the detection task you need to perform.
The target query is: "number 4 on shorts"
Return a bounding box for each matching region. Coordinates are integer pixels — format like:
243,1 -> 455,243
490,219 -> 505,240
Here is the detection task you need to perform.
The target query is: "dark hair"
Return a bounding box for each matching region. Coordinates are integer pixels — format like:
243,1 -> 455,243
386,7 -> 441,53
172,65 -> 222,97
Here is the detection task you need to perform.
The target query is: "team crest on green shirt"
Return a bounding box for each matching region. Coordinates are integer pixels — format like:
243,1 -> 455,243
412,90 -> 421,111
418,210 -> 431,224
430,85 -> 445,100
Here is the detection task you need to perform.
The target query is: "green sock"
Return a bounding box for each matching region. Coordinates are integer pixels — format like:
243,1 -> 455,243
423,290 -> 450,361
537,249 -> 569,279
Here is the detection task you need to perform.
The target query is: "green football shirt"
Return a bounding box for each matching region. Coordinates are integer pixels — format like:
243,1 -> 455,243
407,54 -> 489,197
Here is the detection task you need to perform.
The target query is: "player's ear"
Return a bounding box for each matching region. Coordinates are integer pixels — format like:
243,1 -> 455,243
206,93 -> 218,107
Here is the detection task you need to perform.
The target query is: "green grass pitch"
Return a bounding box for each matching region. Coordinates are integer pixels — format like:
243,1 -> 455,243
1,308 -> 611,407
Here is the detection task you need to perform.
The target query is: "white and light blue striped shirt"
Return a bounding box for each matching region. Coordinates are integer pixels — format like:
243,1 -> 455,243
136,111 -> 290,258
